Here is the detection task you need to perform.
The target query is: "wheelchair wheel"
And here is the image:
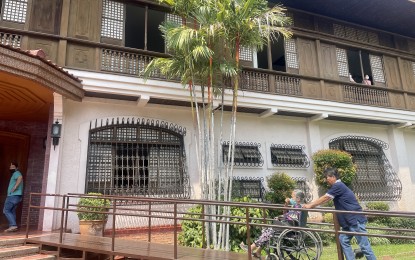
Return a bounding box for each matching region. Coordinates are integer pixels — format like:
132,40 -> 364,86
311,231 -> 323,256
265,253 -> 279,260
276,229 -> 321,260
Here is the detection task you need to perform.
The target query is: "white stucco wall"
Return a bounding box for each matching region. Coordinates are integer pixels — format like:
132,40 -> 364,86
49,94 -> 415,231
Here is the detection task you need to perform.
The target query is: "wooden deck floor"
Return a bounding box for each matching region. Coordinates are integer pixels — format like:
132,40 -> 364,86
26,233 -> 248,260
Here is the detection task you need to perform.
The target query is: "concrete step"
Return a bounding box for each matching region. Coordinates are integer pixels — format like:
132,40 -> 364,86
8,254 -> 56,260
0,245 -> 40,258
0,237 -> 26,247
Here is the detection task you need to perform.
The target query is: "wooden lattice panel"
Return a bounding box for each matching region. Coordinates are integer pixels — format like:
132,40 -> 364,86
369,55 -> 386,83
2,0 -> 27,23
239,46 -> 253,61
166,13 -> 181,25
285,38 -> 299,69
336,48 -> 349,77
101,0 -> 124,40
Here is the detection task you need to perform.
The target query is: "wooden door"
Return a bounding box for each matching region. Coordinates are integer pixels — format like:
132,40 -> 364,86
0,132 -> 29,229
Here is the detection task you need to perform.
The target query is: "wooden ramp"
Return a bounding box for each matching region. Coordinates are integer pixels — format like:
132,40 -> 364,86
26,233 -> 248,260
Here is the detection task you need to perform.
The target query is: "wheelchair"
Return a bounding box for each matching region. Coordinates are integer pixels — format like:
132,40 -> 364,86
264,211 -> 323,260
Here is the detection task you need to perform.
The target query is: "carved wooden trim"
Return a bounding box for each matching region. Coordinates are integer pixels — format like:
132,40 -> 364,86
0,44 -> 84,100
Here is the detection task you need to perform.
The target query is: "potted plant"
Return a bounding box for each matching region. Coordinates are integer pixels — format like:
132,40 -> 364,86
77,193 -> 110,236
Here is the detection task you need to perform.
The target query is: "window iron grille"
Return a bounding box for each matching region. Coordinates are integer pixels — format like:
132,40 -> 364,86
231,177 -> 266,201
165,13 -> 182,54
228,175 -> 311,203
329,135 -> 402,201
270,144 -> 310,168
292,177 -> 312,203
222,142 -> 264,167
86,117 -> 190,199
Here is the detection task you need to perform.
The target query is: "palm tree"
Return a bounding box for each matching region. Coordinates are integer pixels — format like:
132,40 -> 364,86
144,0 -> 291,250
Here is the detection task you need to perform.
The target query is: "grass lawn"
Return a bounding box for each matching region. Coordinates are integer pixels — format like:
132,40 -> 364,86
320,243 -> 415,260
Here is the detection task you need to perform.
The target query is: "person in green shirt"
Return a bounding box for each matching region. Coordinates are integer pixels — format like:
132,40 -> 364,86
3,162 -> 23,232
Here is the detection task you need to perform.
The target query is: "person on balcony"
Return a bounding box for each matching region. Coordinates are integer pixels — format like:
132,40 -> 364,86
363,75 -> 372,85
349,74 -> 356,83
303,168 -> 376,260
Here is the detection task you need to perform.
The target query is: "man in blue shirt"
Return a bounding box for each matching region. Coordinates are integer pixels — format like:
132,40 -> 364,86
303,167 -> 376,260
3,162 -> 23,232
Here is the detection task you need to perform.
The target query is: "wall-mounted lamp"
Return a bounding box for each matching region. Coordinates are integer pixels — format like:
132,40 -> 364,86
51,120 -> 62,150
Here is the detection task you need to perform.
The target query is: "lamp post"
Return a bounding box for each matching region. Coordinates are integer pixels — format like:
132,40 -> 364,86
51,120 -> 62,150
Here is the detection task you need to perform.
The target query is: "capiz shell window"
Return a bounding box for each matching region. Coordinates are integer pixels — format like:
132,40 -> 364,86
2,0 -> 27,23
86,118 -> 190,199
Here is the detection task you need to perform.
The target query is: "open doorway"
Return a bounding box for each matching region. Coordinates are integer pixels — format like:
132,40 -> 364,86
0,131 -> 29,229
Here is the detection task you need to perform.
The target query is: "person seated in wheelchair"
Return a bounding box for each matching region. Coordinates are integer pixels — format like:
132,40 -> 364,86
275,189 -> 305,227
240,189 -> 306,258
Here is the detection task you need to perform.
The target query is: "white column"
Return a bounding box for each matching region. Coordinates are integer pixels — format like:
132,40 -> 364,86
42,93 -> 63,231
306,120 -> 324,221
387,126 -> 411,211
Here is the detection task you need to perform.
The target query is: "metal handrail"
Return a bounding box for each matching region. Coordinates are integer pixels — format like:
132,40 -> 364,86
26,193 -> 415,260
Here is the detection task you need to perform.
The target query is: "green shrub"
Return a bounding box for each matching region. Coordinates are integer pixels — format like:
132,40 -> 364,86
312,149 -> 356,190
387,217 -> 415,229
311,224 -> 334,246
366,202 -> 389,223
366,202 -> 389,211
358,223 -> 390,246
264,172 -> 296,218
229,197 -> 266,252
264,172 -> 296,204
384,217 -> 415,244
178,197 -> 266,251
77,193 -> 110,221
178,206 -> 204,247
322,213 -> 333,224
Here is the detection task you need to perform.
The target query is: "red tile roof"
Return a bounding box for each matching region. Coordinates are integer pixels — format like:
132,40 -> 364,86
0,43 -> 82,83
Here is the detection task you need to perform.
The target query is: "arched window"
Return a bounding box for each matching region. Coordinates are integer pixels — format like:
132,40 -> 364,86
329,136 -> 401,201
86,117 -> 190,199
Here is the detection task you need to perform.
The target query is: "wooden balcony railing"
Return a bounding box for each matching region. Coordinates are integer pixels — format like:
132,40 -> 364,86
0,32 -> 21,48
240,70 -> 302,96
98,48 -> 415,111
240,70 -> 270,92
101,48 -> 166,80
0,23 -> 410,113
343,84 -> 390,107
274,74 -> 302,96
